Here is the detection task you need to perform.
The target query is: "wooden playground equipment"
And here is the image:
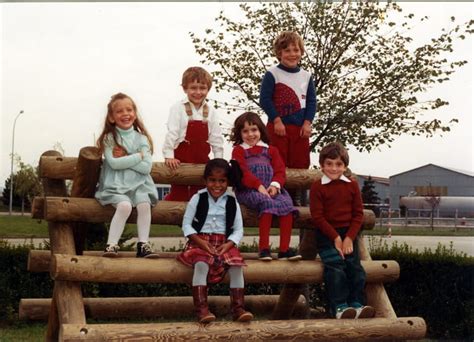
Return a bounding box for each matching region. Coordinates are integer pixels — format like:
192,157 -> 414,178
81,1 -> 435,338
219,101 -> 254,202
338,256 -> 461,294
22,147 -> 426,341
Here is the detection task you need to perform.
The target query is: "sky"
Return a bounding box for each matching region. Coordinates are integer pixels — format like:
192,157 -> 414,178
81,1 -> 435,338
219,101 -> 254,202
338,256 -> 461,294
1,2 -> 473,189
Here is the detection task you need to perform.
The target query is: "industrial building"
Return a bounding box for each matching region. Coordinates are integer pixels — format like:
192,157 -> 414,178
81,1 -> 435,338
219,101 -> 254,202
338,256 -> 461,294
389,164 -> 474,209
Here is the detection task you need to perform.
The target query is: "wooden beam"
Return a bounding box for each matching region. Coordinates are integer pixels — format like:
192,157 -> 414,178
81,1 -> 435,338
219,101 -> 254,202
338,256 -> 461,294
39,151 -> 86,342
28,250 -> 262,273
60,317 -> 427,341
50,254 -> 399,284
19,295 -> 308,321
39,154 -> 323,189
36,196 -> 375,230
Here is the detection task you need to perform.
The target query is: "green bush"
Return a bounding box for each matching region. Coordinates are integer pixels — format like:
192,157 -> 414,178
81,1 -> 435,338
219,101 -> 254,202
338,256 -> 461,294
368,237 -> 474,340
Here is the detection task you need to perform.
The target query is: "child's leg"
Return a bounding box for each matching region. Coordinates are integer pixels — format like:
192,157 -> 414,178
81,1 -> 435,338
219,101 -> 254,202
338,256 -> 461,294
228,266 -> 253,322
136,202 -> 151,243
345,236 -> 367,308
192,262 -> 215,323
258,213 -> 273,251
278,213 -> 293,252
192,261 -> 209,286
316,230 -> 351,317
107,201 -> 132,245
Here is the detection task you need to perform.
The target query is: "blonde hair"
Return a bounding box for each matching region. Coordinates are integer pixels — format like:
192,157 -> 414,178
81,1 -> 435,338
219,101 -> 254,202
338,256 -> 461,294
96,93 -> 154,155
273,31 -> 305,61
181,67 -> 213,90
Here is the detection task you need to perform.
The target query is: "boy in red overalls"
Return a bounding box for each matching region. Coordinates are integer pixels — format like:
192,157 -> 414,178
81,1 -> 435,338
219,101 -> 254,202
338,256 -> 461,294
163,67 -> 224,201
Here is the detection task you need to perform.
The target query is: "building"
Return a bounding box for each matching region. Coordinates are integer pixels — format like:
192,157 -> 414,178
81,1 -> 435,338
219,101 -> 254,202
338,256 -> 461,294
389,164 -> 474,209
356,175 -> 390,204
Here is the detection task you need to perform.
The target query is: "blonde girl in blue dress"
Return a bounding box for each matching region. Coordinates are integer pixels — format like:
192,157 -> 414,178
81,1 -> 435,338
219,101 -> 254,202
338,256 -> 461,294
95,93 -> 159,258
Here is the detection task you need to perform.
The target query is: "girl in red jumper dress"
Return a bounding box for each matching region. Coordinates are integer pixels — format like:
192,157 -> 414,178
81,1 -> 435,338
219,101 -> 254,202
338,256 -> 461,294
231,112 -> 301,261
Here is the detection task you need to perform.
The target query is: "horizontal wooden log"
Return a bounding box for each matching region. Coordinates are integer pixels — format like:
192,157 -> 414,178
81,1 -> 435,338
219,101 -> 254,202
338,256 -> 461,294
28,250 -> 262,273
39,155 -> 323,189
35,196 -> 375,230
60,317 -> 427,341
20,295 -> 308,321
51,254 -> 399,284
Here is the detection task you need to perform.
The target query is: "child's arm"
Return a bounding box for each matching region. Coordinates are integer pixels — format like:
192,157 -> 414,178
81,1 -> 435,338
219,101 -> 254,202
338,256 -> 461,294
128,136 -> 153,174
268,146 -> 286,190
231,147 -> 263,190
104,144 -> 142,170
346,181 -> 364,242
208,109 -> 224,158
217,198 -> 243,255
163,104 -> 183,169
300,77 -> 317,138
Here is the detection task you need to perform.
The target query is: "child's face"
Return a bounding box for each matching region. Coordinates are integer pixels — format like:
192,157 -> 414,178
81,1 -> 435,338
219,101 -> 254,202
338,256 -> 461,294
109,98 -> 136,130
183,80 -> 209,108
206,168 -> 228,201
241,121 -> 261,147
320,157 -> 347,181
279,43 -> 302,69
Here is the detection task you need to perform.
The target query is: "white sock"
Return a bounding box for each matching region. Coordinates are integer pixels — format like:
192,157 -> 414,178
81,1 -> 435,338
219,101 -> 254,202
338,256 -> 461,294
107,201 -> 132,245
193,262 -> 209,286
229,266 -> 244,289
136,202 -> 152,243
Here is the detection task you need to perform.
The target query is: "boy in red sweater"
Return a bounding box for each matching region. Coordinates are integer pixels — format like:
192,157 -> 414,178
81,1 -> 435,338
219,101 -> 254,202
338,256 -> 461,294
310,142 -> 375,319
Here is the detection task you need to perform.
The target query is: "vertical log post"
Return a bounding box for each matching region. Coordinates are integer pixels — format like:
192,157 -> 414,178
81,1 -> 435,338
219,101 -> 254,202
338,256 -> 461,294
70,146 -> 102,254
40,151 -> 86,341
358,237 -> 397,319
271,228 -> 318,319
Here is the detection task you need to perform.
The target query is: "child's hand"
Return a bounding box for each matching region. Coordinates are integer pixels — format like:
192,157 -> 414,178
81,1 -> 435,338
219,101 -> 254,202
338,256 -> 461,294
300,120 -> 312,138
165,158 -> 181,170
113,146 -> 127,158
267,185 -> 278,197
273,118 -> 286,136
342,237 -> 353,255
189,234 -> 216,255
216,241 -> 234,255
334,236 -> 344,259
258,185 -> 271,197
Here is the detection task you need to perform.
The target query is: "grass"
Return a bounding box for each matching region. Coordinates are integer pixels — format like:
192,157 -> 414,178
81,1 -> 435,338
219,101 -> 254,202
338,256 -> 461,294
0,323 -> 45,342
0,213 -> 472,239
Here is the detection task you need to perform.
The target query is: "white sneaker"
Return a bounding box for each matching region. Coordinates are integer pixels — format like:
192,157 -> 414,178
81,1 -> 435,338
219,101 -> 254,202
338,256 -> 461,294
103,244 -> 120,257
335,307 -> 357,319
355,306 -> 375,319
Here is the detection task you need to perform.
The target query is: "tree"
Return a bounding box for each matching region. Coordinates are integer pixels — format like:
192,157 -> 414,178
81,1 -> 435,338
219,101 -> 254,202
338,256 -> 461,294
191,2 -> 473,151
361,176 -> 381,216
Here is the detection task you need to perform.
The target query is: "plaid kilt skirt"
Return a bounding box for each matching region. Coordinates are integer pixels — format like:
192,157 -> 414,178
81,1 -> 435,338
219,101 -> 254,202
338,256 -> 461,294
177,233 -> 246,284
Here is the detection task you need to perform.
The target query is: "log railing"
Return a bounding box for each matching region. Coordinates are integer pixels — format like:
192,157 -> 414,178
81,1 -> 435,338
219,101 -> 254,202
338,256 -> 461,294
24,147 -> 426,341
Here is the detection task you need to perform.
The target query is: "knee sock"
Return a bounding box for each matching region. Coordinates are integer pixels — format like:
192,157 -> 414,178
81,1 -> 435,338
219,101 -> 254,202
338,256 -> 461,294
107,201 -> 132,245
136,202 -> 151,243
228,266 -> 244,289
258,213 -> 273,251
192,261 -> 209,286
279,213 -> 293,252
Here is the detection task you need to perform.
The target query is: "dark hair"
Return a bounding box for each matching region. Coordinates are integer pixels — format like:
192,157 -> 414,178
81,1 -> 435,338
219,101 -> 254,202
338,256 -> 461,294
319,142 -> 350,166
230,112 -> 270,145
204,158 -> 243,189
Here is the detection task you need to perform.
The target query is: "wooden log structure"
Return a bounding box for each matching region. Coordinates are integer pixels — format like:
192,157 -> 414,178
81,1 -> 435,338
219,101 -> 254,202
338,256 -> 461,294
22,148 -> 426,340
50,254 -> 399,284
19,295 -> 308,321
59,317 -> 427,341
39,154 -> 322,189
32,196 -> 376,230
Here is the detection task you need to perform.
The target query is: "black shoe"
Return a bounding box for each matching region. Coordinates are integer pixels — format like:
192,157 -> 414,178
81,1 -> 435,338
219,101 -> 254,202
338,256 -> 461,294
277,249 -> 302,261
103,244 -> 119,257
136,242 -> 159,258
258,249 -> 273,261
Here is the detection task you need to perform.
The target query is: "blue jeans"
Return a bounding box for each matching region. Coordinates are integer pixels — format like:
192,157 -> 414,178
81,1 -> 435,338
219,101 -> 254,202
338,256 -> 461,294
316,228 -> 366,316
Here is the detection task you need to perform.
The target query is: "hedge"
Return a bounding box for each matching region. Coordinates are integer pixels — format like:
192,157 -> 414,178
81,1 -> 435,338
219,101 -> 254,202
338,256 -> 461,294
0,238 -> 472,339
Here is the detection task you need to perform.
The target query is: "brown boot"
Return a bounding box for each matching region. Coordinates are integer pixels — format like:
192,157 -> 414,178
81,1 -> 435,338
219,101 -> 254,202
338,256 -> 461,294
192,286 -> 216,323
230,288 -> 254,322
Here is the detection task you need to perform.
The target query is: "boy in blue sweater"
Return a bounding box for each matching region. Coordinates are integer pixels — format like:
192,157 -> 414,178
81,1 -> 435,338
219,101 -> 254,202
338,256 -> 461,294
259,31 -> 317,205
